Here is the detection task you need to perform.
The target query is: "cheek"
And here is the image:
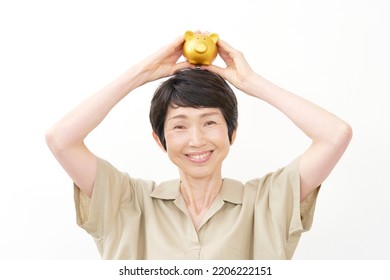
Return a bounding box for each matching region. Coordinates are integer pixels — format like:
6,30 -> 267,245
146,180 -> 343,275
164,131 -> 185,151
208,127 -> 230,144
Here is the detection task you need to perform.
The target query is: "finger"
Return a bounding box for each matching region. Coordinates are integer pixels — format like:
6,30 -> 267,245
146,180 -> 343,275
217,40 -> 240,64
172,61 -> 193,73
172,35 -> 185,48
202,64 -> 225,78
217,39 -> 236,51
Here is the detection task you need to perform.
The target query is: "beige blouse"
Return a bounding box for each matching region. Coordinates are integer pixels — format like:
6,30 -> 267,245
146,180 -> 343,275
74,157 -> 319,259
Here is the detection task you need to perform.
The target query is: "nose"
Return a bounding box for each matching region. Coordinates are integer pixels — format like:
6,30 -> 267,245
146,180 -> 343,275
194,42 -> 207,54
188,126 -> 206,147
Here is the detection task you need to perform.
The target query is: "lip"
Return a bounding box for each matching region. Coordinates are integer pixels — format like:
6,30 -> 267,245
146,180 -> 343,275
185,150 -> 213,163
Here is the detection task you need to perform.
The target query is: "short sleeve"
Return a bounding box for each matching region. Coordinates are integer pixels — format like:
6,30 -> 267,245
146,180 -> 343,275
252,157 -> 320,259
73,158 -> 153,259
73,157 -> 135,240
270,157 -> 319,237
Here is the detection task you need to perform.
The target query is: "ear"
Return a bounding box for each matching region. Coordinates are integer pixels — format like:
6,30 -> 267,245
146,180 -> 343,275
209,33 -> 219,43
184,30 -> 195,41
152,131 -> 166,152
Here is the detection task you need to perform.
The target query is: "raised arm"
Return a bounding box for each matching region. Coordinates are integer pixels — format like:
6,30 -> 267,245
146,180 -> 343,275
45,36 -> 192,197
205,39 -> 352,201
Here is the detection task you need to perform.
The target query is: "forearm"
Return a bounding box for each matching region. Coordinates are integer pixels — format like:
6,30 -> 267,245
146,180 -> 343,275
46,33 -> 188,152
46,65 -> 144,151
243,73 -> 352,145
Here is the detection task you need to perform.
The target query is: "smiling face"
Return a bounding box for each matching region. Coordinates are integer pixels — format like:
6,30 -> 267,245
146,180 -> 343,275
160,106 -> 234,180
149,69 -> 238,179
149,70 -> 238,151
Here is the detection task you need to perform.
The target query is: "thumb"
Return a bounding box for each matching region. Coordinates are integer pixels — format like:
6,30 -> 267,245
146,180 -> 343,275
172,61 -> 193,73
203,64 -> 226,79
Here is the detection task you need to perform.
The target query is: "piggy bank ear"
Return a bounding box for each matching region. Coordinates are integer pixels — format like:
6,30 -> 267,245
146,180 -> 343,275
209,33 -> 219,43
184,31 -> 195,41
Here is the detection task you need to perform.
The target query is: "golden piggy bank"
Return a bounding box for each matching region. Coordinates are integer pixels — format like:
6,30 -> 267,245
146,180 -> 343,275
183,31 -> 219,65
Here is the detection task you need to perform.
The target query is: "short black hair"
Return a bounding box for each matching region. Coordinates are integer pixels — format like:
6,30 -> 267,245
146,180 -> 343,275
149,69 -> 238,150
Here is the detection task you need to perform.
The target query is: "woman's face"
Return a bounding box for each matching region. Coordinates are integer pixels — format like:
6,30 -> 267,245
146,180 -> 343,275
162,106 -> 234,180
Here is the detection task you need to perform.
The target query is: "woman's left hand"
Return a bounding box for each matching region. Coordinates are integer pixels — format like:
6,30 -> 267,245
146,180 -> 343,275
203,39 -> 256,92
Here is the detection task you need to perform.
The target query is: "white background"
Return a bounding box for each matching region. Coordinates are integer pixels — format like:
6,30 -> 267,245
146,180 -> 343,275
0,0 -> 389,260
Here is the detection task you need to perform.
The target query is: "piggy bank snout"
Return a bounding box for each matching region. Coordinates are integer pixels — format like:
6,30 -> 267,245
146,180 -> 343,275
194,42 -> 207,54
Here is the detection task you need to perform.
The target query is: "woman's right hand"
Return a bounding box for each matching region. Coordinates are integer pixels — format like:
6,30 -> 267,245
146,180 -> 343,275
136,35 -> 193,85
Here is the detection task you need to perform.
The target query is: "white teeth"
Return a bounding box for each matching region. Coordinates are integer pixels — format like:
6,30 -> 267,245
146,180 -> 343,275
188,152 -> 210,160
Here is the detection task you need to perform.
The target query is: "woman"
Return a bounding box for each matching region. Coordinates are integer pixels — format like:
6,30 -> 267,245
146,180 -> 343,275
45,34 -> 352,259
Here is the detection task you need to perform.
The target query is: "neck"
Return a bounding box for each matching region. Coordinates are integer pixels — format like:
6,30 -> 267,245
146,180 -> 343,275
179,174 -> 223,215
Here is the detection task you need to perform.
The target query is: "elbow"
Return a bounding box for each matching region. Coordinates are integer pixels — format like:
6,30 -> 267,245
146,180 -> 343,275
45,125 -> 85,157
341,121 -> 353,142
45,127 -> 59,154
334,121 -> 353,151
45,126 -> 67,156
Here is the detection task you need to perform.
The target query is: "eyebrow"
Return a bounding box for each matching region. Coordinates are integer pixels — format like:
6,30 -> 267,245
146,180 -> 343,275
167,111 -> 221,121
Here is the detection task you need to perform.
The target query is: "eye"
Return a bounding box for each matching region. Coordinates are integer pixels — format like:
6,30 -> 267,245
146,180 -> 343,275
204,120 -> 217,126
173,125 -> 185,130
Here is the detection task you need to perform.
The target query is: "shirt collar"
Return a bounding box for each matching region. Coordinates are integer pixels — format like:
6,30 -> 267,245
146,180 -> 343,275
150,178 -> 244,205
149,179 -> 181,200
219,178 -> 244,204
